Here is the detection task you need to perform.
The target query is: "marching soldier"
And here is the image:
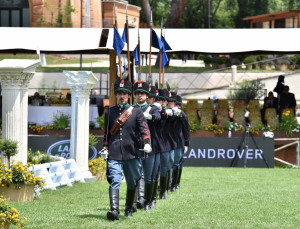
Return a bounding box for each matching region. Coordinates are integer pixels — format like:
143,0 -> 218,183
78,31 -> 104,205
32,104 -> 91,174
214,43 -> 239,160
170,95 -> 190,191
134,81 -> 161,211
104,79 -> 152,221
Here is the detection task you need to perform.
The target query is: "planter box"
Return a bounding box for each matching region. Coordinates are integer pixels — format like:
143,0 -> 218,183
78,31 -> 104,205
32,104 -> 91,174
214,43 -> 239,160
0,222 -> 10,229
0,185 -> 34,202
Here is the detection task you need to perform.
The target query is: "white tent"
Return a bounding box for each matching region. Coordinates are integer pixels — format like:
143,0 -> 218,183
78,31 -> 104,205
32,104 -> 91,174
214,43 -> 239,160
1,27 -> 300,54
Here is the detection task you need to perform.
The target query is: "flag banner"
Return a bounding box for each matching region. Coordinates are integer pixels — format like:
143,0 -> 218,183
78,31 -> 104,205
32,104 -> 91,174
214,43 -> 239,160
158,50 -> 169,68
152,29 -> 163,50
113,25 -> 125,56
122,23 -> 127,43
131,45 -> 139,66
162,36 -> 172,51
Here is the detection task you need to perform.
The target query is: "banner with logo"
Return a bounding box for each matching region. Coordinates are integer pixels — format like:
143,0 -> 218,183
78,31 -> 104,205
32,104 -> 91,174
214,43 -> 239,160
184,137 -> 274,168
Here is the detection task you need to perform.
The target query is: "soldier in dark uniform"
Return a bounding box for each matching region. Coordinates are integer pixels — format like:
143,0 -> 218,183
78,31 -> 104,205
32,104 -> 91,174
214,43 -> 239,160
134,81 -> 161,211
171,95 -> 190,192
104,79 -> 152,221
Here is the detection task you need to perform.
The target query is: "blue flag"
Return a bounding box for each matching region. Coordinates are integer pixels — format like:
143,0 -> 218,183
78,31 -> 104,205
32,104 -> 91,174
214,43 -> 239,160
162,36 -> 172,51
131,45 -> 139,66
113,25 -> 125,56
122,23 -> 127,43
152,29 -> 163,50
158,49 -> 169,68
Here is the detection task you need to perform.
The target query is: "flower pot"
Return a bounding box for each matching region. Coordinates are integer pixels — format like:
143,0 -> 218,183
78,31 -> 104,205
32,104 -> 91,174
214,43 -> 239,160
277,64 -> 288,71
0,222 -> 10,229
204,63 -> 211,69
246,65 -> 253,70
289,64 -> 296,70
218,64 -> 226,69
261,64 -> 272,70
0,185 -> 34,202
95,171 -> 106,181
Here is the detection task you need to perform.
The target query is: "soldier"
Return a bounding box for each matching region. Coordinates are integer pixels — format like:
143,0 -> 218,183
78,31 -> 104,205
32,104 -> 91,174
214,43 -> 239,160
104,79 -> 152,221
134,81 -> 161,211
170,95 -> 190,192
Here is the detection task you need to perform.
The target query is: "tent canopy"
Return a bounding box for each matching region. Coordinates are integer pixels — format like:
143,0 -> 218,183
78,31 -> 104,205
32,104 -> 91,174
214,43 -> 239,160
1,27 -> 300,54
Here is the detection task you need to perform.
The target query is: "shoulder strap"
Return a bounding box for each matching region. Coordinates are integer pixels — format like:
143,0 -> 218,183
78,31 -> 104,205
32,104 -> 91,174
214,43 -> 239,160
144,105 -> 152,114
110,106 -> 133,135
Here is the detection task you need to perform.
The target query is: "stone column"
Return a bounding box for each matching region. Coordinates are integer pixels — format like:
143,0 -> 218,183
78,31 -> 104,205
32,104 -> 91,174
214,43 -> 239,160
65,71 -> 98,179
0,59 -> 39,164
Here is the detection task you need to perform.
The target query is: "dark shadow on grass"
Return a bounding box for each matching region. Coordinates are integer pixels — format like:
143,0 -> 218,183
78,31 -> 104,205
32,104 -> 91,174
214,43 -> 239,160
77,214 -> 107,220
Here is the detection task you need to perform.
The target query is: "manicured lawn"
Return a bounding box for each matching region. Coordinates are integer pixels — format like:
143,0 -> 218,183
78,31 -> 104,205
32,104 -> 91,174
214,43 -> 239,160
11,167 -> 300,228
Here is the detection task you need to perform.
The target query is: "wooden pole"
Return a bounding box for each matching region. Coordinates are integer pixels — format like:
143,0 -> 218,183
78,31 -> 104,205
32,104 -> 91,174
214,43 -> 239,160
126,5 -> 131,82
114,3 -> 123,79
149,11 -> 153,78
159,18 -> 163,89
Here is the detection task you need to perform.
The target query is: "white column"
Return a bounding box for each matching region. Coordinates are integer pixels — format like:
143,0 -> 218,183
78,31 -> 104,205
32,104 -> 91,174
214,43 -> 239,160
65,71 -> 98,180
0,59 -> 39,164
231,65 -> 237,84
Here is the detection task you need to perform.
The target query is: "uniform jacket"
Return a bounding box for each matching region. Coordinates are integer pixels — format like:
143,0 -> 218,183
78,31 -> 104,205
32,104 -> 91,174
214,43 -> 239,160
103,104 -> 151,161
139,104 -> 161,156
175,110 -> 190,149
156,108 -> 171,153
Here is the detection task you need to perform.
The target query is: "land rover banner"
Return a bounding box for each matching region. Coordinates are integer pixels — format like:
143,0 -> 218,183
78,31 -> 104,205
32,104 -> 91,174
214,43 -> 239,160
184,137 -> 274,168
28,136 -> 274,168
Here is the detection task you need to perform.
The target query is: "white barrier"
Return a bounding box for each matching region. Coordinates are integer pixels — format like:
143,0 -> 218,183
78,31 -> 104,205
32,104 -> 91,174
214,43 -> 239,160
30,159 -> 85,190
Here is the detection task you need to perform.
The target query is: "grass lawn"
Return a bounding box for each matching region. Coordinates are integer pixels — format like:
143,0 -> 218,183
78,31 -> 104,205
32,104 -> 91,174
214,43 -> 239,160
11,167 -> 300,229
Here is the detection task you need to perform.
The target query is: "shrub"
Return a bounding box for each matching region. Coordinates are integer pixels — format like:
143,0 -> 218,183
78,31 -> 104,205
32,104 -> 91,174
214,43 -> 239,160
27,149 -> 57,165
89,134 -> 98,149
52,112 -> 70,129
243,56 -> 255,64
0,139 -> 18,168
216,56 -> 228,64
203,55 -> 213,64
96,116 -> 105,130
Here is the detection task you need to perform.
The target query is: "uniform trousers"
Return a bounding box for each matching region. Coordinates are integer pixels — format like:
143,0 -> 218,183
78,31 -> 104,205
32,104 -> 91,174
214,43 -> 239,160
173,148 -> 183,170
160,150 -> 174,177
107,158 -> 142,190
140,153 -> 161,184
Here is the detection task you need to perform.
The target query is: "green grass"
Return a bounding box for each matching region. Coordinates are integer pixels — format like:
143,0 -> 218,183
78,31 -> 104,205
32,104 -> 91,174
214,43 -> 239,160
10,167 -> 300,228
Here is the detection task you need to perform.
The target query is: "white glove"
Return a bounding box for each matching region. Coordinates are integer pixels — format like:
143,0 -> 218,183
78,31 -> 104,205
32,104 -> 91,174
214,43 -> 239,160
144,113 -> 152,120
144,144 -> 152,154
153,102 -> 162,112
99,147 -> 109,160
184,146 -> 188,154
166,109 -> 173,116
172,107 -> 181,116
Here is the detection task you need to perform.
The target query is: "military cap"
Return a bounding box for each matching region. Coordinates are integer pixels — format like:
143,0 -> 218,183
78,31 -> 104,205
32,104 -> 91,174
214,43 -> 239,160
133,80 -> 149,95
114,79 -> 132,94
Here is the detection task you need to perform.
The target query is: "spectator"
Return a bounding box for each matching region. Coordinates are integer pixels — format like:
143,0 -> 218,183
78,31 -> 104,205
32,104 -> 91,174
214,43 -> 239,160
261,91 -> 278,124
31,92 -> 43,106
273,75 -> 285,96
91,90 -> 104,117
279,85 -> 296,117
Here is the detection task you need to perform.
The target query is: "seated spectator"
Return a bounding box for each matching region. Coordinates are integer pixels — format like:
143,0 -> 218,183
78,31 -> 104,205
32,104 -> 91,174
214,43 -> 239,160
90,90 -> 104,117
279,85 -> 296,118
261,91 -> 278,124
31,92 -> 43,106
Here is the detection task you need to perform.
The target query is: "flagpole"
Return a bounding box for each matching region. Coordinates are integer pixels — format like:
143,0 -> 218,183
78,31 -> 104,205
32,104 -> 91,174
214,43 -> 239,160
114,3 -> 123,79
126,5 -> 131,82
162,27 -> 165,88
138,27 -> 141,71
149,11 -> 153,79
159,18 -> 163,89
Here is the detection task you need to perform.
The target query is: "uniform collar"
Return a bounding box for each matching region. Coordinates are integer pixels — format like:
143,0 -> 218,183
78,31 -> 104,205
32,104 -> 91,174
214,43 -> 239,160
117,102 -> 129,109
136,102 -> 148,110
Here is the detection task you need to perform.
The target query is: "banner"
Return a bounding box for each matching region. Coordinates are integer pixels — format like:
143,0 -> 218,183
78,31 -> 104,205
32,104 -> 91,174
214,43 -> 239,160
184,137 -> 274,168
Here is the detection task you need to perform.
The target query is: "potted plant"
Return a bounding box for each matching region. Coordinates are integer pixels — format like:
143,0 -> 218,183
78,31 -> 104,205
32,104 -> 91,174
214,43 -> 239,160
230,58 -> 241,69
289,56 -> 297,70
0,161 -> 44,202
203,55 -> 212,69
216,56 -> 228,69
243,56 -> 255,70
50,98 -> 71,106
0,196 -> 27,228
276,59 -> 290,71
279,109 -> 298,136
0,139 -> 18,168
88,157 -> 106,180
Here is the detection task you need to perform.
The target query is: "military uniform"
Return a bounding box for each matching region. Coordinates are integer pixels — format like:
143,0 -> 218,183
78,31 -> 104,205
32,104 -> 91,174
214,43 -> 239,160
134,81 -> 161,211
105,79 -> 151,220
171,95 -> 190,192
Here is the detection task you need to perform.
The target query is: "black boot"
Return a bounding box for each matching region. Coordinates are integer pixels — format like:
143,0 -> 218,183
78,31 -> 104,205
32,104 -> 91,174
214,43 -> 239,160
176,168 -> 183,190
107,188 -> 119,221
132,188 -> 137,213
144,183 -> 154,211
151,180 -> 159,207
171,169 -> 179,192
159,176 -> 167,200
136,179 -> 145,209
166,170 -> 171,195
124,189 -> 136,217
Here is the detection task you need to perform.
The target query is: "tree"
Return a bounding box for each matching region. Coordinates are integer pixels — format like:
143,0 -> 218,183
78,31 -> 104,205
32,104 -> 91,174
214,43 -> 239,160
165,0 -> 189,28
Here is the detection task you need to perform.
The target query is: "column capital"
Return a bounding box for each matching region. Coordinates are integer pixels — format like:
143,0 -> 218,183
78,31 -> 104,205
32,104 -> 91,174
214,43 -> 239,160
65,71 -> 98,97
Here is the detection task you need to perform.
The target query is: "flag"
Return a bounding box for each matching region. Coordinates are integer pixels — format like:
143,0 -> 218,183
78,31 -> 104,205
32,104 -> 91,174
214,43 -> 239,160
158,49 -> 169,68
122,23 -> 127,43
113,25 -> 125,56
162,36 -> 172,51
131,45 -> 139,66
152,29 -> 163,50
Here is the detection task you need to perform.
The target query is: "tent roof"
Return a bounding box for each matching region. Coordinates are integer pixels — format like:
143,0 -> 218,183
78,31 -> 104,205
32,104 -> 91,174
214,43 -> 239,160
1,27 -> 300,54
